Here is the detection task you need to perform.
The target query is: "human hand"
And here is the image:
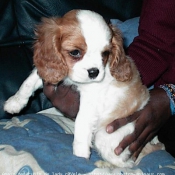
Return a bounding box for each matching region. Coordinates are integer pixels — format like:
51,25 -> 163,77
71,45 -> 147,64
106,88 -> 171,160
43,81 -> 80,119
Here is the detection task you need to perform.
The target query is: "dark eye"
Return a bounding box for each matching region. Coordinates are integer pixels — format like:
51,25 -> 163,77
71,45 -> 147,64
69,50 -> 81,58
102,50 -> 110,58
102,50 -> 110,65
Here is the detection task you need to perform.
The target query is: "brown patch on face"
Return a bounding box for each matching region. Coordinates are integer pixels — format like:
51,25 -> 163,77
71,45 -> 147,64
33,10 -> 87,84
52,10 -> 87,76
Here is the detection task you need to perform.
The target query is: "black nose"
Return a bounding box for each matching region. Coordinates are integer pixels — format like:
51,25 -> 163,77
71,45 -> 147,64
88,68 -> 99,79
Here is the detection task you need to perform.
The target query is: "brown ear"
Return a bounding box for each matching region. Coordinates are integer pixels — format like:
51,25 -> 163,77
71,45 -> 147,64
33,18 -> 68,84
109,24 -> 132,82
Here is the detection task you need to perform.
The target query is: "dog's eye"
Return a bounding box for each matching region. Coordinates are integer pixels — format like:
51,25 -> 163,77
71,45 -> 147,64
69,50 -> 81,58
102,50 -> 110,58
102,50 -> 110,66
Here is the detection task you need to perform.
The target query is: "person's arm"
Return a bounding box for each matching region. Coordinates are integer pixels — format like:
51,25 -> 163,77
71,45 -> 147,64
106,0 -> 175,159
127,0 -> 175,87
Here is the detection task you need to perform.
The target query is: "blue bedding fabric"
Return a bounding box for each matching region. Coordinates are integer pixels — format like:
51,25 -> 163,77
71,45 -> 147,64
0,114 -> 175,175
0,114 -> 101,174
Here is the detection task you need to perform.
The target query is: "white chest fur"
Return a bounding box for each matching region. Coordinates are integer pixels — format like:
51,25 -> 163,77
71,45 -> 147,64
72,64 -> 146,168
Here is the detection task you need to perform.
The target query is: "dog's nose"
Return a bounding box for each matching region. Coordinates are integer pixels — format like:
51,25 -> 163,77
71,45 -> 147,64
88,68 -> 99,79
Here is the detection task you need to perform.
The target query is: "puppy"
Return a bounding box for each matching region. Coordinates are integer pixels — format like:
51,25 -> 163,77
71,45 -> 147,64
4,10 -> 163,168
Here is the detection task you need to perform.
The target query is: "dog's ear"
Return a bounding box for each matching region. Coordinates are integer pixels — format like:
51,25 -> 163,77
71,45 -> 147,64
109,24 -> 132,82
33,17 -> 68,84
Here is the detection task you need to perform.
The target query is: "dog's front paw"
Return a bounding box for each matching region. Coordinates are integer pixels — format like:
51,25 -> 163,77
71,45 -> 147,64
73,142 -> 90,159
4,95 -> 28,114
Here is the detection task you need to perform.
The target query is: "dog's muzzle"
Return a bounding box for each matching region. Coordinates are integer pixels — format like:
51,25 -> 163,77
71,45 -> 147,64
88,68 -> 99,79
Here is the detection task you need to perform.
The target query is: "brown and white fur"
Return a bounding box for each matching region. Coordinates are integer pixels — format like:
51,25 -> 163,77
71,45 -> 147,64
4,10 -> 163,168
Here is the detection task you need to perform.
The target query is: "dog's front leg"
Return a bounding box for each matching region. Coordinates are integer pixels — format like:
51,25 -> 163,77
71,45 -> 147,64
4,68 -> 43,114
73,95 -> 96,159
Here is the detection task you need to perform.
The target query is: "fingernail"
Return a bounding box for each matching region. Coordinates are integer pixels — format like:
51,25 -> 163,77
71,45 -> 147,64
106,125 -> 114,133
132,156 -> 136,162
115,147 -> 123,155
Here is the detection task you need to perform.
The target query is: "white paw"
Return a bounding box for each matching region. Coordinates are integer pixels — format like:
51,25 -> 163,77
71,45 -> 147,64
124,159 -> 135,168
95,160 -> 115,168
73,142 -> 90,159
4,95 -> 28,114
95,159 -> 134,169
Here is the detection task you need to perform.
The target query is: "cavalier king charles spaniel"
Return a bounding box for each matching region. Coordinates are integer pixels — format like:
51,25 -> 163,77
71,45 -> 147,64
4,10 -> 164,168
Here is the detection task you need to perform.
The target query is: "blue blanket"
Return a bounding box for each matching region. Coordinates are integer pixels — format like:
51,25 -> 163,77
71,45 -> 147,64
0,114 -> 175,174
0,114 -> 101,174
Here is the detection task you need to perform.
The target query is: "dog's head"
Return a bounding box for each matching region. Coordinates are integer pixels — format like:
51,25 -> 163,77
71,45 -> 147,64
34,10 -> 132,84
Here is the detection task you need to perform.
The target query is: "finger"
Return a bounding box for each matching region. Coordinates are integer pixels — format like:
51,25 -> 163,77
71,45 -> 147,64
114,131 -> 139,155
131,132 -> 156,161
114,121 -> 145,155
132,145 -> 144,161
125,114 -> 150,154
129,129 -> 157,158
114,134 -> 132,155
127,130 -> 154,160
128,112 -> 158,153
106,118 -> 128,133
106,113 -> 140,133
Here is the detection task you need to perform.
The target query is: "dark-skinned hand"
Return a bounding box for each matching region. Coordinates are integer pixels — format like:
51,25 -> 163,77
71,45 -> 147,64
106,88 -> 171,160
43,81 -> 80,119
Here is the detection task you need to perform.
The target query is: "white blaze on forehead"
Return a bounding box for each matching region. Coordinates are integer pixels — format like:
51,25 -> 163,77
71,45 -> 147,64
76,10 -> 111,51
